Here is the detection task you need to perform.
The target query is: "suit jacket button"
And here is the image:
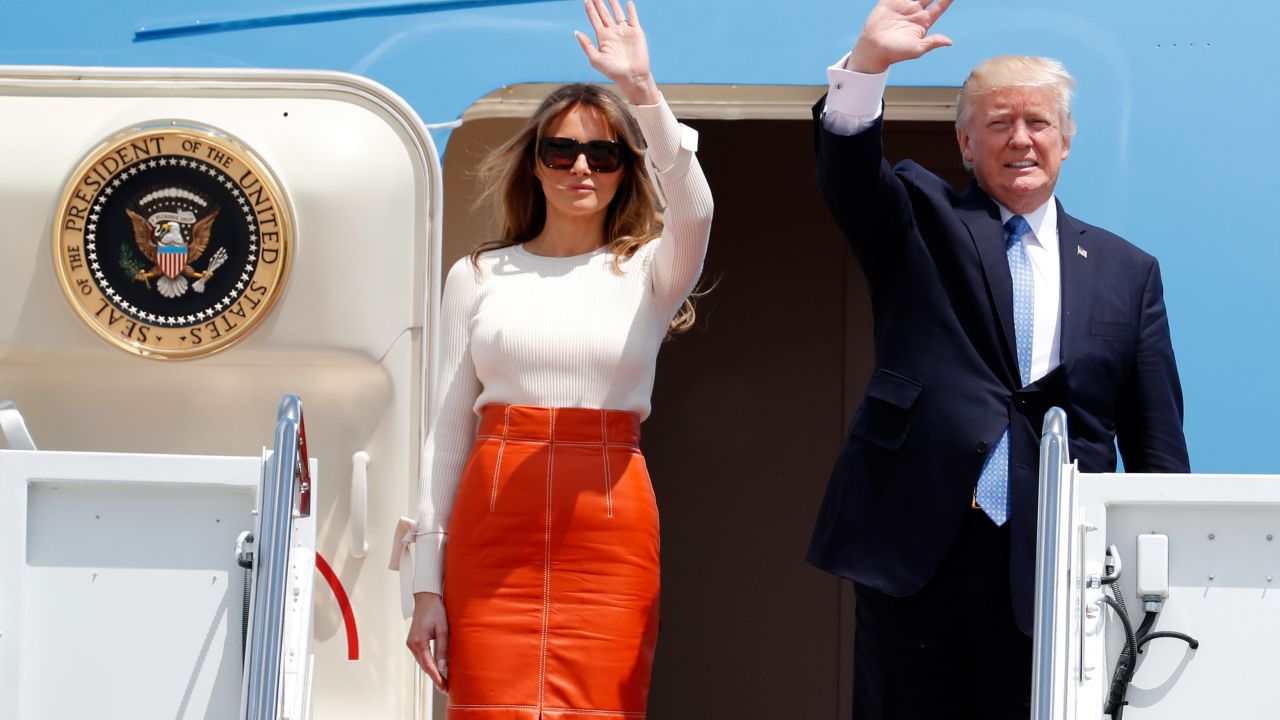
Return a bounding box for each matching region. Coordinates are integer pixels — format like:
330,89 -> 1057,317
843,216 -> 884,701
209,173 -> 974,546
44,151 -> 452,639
976,441 -> 989,455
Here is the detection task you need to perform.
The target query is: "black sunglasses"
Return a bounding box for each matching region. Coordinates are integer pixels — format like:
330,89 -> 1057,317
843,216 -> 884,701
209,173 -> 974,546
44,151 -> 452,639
537,136 -> 627,173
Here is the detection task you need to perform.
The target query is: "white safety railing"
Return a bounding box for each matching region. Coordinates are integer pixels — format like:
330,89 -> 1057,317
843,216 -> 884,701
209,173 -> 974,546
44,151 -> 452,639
1032,407 -> 1074,720
242,394 -> 311,719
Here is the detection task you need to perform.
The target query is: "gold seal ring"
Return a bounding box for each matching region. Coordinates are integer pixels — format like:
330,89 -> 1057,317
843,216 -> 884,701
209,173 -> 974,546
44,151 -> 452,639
53,121 -> 294,359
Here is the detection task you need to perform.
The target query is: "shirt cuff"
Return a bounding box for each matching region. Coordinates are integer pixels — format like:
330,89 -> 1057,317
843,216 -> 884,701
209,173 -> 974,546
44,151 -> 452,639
412,529 -> 446,596
631,93 -> 686,172
822,52 -> 887,135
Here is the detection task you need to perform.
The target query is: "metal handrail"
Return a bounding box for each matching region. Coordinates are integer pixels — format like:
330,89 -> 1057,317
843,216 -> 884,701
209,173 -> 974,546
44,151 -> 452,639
242,394 -> 309,719
1031,407 -> 1071,720
0,399 -> 36,450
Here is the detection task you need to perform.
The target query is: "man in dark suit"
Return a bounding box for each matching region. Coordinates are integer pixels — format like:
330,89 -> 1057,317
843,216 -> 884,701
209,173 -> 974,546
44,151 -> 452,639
807,1 -> 1191,717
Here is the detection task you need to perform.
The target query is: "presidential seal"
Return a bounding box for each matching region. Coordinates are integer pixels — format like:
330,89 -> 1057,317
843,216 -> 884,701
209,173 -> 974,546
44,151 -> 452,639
54,123 -> 294,359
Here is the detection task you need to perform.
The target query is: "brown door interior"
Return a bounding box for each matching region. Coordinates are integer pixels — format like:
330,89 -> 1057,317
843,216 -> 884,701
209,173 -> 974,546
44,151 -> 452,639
443,107 -> 965,719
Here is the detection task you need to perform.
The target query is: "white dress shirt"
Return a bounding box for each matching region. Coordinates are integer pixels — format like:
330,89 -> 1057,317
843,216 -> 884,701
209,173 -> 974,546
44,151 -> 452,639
821,55 -> 1063,384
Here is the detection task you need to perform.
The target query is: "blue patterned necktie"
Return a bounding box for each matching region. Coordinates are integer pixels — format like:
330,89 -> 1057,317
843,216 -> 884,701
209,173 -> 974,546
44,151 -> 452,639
975,215 -> 1034,526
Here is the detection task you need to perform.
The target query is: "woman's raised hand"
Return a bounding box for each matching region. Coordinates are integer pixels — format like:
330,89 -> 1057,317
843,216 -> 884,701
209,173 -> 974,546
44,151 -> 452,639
575,0 -> 661,106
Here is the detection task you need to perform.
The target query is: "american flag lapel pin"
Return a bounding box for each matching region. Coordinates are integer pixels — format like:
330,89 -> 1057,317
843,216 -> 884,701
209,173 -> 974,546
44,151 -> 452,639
1077,245 -> 1088,259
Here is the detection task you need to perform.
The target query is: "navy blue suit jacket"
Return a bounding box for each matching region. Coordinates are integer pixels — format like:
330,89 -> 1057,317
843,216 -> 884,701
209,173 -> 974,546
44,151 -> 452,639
806,103 -> 1190,634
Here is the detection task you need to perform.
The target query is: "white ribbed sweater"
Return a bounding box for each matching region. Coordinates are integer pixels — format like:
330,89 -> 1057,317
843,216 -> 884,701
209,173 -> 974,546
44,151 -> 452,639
412,97 -> 714,595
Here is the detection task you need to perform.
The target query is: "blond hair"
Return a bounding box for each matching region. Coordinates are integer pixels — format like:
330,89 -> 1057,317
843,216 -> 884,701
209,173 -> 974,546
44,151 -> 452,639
472,83 -> 695,334
956,55 -> 1077,139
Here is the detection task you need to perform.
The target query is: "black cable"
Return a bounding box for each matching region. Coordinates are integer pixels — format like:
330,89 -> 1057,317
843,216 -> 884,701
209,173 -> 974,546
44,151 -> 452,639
1103,552 -> 1120,585
242,565 -> 252,665
1136,611 -> 1157,640
1110,583 -> 1130,622
1102,594 -> 1137,653
1138,631 -> 1200,652
1101,548 -> 1136,718
1111,590 -> 1136,701
1111,610 -> 1160,719
1095,544 -> 1202,718
236,532 -> 255,668
1101,592 -> 1138,719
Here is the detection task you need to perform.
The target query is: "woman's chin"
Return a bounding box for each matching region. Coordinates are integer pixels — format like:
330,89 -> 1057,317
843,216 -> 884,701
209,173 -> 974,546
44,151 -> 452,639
550,199 -> 606,218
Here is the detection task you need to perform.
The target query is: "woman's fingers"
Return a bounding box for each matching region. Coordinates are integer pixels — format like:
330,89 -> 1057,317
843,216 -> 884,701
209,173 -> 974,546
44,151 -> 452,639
608,0 -> 627,25
407,593 -> 450,693
591,0 -> 614,27
577,0 -> 653,102
409,630 -> 447,692
419,648 -> 446,691
584,0 -> 606,33
575,30 -> 600,61
434,626 -> 451,680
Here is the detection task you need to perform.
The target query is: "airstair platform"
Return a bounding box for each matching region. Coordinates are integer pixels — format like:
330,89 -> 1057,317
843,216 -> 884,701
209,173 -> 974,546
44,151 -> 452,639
0,395 -> 317,719
1032,409 -> 1280,719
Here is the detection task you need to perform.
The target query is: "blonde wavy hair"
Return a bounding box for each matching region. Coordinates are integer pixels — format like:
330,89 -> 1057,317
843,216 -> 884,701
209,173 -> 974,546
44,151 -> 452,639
472,83 -> 695,334
956,56 -> 1077,173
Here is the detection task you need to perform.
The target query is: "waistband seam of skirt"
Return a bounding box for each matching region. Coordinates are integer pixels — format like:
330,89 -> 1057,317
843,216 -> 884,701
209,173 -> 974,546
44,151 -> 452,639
448,703 -> 647,717
474,433 -> 639,449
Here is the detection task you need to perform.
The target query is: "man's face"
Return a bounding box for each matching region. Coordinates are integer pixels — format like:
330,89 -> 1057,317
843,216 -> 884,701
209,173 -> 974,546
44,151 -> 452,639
956,85 -> 1071,214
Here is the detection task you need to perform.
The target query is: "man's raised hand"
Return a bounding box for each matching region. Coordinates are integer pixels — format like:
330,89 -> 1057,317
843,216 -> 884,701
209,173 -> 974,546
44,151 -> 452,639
848,0 -> 953,74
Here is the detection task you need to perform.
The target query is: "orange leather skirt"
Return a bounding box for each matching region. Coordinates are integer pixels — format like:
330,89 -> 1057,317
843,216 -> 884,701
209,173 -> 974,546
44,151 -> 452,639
443,404 -> 660,720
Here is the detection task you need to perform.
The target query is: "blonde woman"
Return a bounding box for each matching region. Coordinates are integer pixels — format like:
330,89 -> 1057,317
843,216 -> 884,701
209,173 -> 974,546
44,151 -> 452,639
404,1 -> 713,717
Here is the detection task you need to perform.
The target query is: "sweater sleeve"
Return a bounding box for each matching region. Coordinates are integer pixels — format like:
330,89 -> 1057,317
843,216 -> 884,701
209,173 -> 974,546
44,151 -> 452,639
412,257 -> 483,596
631,95 -> 714,311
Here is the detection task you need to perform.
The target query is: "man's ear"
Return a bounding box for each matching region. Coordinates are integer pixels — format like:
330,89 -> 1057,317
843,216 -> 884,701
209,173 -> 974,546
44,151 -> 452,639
956,125 -> 974,166
1060,132 -> 1072,162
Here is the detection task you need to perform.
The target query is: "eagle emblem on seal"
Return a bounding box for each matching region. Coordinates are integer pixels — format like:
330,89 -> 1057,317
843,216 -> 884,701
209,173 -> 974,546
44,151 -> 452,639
122,188 -> 226,299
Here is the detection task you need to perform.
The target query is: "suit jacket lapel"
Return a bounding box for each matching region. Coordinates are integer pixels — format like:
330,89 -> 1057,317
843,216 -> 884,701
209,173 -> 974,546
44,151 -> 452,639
957,183 -> 1019,385
1057,203 -> 1093,373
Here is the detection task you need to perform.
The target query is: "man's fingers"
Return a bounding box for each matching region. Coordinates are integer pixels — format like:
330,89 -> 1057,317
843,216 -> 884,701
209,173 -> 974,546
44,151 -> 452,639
626,0 -> 640,27
925,0 -> 953,25
921,33 -> 953,52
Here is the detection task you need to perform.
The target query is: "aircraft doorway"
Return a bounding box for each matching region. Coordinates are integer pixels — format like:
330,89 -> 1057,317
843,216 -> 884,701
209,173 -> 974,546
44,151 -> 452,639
442,85 -> 965,719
